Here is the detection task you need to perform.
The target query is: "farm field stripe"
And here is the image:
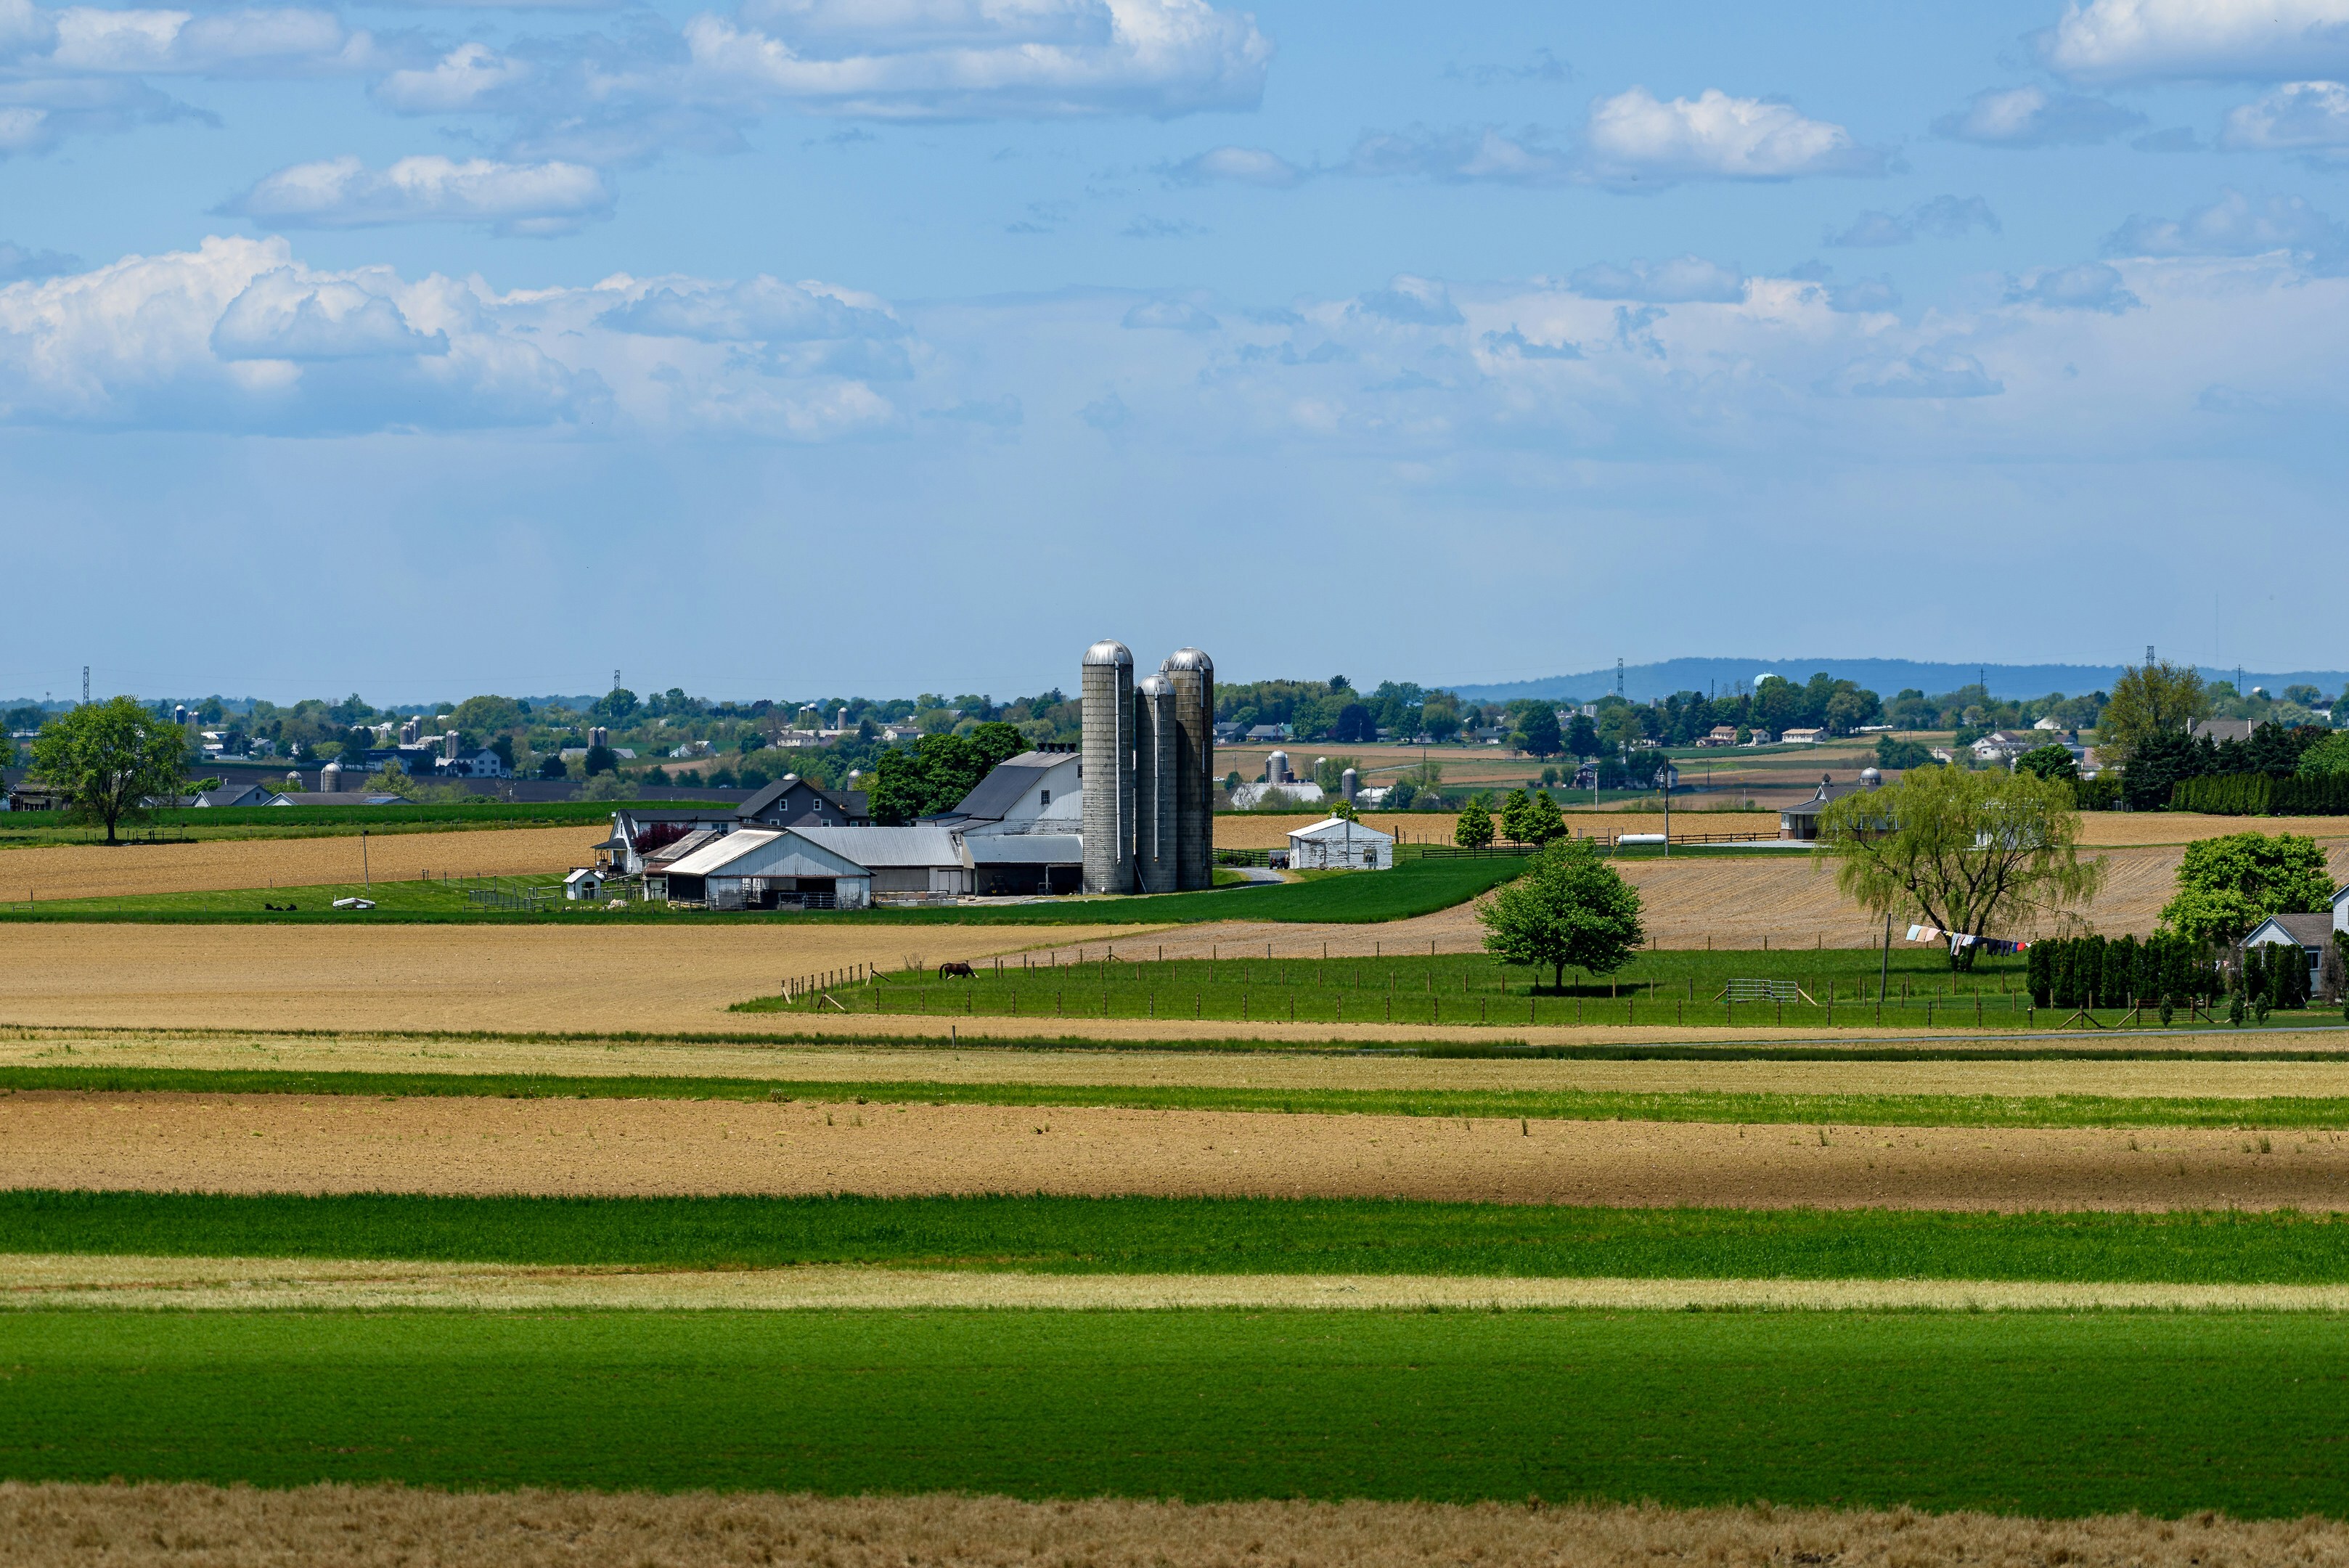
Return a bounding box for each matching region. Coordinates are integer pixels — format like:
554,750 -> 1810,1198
17,1064 -> 2349,1128
17,1255 -> 2349,1312
9,1308 -> 2349,1512
13,1488 -> 2349,1568
15,1192 -> 2349,1283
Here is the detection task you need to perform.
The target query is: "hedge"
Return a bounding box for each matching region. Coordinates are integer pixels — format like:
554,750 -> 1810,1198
2169,773 -> 2349,816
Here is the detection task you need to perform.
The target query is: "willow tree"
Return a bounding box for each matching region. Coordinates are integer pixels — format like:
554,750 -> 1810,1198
1818,766 -> 2104,971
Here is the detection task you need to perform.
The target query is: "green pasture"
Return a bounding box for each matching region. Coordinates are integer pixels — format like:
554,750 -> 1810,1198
4,1308 -> 2347,1514
15,1191 -> 2349,1283
0,799 -> 648,849
11,1063 -> 2349,1128
0,856 -> 1522,926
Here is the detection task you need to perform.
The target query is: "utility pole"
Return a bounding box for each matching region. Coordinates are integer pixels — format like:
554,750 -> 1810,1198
81,666 -> 89,705
1880,910 -> 1892,1002
2146,644 -> 2154,669
1616,658 -> 1625,700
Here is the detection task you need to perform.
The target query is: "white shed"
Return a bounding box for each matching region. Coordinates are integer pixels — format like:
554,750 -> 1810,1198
563,867 -> 608,901
655,828 -> 875,910
1287,815 -> 1394,871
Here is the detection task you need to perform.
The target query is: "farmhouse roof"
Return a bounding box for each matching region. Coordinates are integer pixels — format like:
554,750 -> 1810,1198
1289,816 -> 1394,844
2245,913 -> 2335,948
2191,717 -> 2255,744
641,828 -> 725,870
788,825 -> 968,869
947,752 -> 1074,823
663,828 -> 788,878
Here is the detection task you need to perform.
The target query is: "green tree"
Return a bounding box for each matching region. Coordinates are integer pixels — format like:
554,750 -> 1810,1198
2099,658 -> 2209,772
1874,735 -> 1936,771
27,695 -> 189,845
1453,797 -> 1495,849
1478,837 -> 1646,992
2298,732 -> 2349,778
2159,831 -> 2333,946
1521,788 -> 1566,845
2013,743 -> 2079,782
1499,788 -> 1532,843
582,744 -> 618,776
1566,714 -> 1601,758
1516,706 -> 1563,757
869,747 -> 928,825
1818,766 -> 2105,971
591,687 -> 640,724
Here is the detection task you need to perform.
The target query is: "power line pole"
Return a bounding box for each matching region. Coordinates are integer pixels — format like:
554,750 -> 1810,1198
1616,658 -> 1625,700
81,666 -> 89,705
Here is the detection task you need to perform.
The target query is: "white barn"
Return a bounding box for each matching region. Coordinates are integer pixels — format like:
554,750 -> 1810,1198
651,828 -> 875,910
1287,815 -> 1394,870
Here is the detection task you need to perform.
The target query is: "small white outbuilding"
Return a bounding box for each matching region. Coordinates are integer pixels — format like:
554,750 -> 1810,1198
1287,815 -> 1394,871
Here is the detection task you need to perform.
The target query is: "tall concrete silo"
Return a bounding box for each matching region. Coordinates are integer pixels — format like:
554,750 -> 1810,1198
1161,648 -> 1214,891
1135,674 -> 1177,894
1081,640 -> 1135,894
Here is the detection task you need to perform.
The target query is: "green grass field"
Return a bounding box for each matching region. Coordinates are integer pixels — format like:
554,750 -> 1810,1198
2,1308 -> 2345,1514
10,1063 -> 2349,1128
13,1191 -> 2349,1282
0,856 -> 1523,926
0,799 -> 663,849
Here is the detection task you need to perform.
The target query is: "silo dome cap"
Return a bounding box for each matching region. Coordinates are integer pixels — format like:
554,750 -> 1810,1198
1161,648 -> 1214,672
1083,640 -> 1134,667
1138,674 -> 1173,696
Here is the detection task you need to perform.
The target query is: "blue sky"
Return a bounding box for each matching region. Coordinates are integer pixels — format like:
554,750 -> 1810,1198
4,0 -> 2346,701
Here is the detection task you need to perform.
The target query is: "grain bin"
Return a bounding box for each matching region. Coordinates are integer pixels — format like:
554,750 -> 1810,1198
1135,674 -> 1177,894
1081,639 -> 1135,894
1161,647 -> 1214,891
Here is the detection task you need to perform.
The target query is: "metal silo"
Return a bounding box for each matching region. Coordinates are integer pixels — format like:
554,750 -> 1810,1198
1135,674 -> 1177,894
1161,648 -> 1214,890
1081,640 -> 1135,894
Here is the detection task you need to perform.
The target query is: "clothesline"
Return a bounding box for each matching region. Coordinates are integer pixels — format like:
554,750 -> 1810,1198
1907,922 -> 2032,955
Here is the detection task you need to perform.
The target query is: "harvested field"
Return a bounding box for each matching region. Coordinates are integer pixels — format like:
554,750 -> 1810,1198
0,924 -> 1124,1035
17,1028 -> 2349,1098
10,1092 -> 2349,1209
14,1254 -> 2349,1312
0,827 -> 595,903
1218,809 -> 2349,852
7,1484 -> 2349,1568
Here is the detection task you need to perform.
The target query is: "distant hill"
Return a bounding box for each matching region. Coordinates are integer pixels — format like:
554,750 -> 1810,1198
1448,658 -> 2349,705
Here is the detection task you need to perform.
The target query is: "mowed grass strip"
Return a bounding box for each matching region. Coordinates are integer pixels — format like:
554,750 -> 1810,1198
6,1308 -> 2349,1516
16,1191 -> 2349,1283
15,1064 -> 2349,1128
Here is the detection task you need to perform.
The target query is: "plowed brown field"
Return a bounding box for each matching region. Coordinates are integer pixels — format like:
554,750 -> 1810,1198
9,1092 -> 2347,1209
1217,809 -> 2349,852
10,1485 -> 2345,1568
0,826 -> 594,902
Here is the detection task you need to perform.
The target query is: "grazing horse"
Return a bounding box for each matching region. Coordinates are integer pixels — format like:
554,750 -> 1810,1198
938,961 -> 976,979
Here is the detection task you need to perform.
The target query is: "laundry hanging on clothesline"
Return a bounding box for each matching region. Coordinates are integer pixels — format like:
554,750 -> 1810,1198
1907,923 -> 2031,955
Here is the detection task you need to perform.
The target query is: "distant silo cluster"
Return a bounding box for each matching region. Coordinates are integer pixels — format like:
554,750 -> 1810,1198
1080,640 -> 1216,894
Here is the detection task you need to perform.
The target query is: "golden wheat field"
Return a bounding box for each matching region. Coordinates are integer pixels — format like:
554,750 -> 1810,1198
7,1485 -> 2346,1568
0,826 -> 595,903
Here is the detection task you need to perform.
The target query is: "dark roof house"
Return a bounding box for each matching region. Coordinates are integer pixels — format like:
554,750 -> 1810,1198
737,776 -> 870,828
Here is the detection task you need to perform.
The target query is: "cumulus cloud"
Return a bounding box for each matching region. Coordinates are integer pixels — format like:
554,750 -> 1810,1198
210,269 -> 449,359
42,6 -> 374,75
597,274 -> 899,340
1825,275 -> 1900,312
1353,274 -> 1463,324
0,75 -> 200,156
1163,143 -> 1302,186
1932,83 -> 2144,145
2221,78 -> 2349,154
1829,195 -> 2000,246
224,155 -> 613,235
2105,187 -> 2349,264
1580,85 -> 1885,183
1120,296 -> 1218,330
1835,348 -> 2004,399
1567,255 -> 1746,303
372,43 -> 531,113
2005,260 -> 2142,311
682,0 -> 1271,119
1343,125 -> 1572,184
1479,324 -> 1582,359
2040,0 -> 2349,83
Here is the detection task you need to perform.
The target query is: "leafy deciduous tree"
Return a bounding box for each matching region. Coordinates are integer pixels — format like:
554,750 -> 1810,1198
1478,837 -> 1646,992
26,696 -> 189,845
2159,831 -> 2333,946
1453,797 -> 1495,849
2099,660 -> 2209,772
2013,743 -> 2079,782
1819,766 -> 2104,971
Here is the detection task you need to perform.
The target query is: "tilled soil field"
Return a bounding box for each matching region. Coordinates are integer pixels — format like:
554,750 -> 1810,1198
1217,810 -> 2349,852
7,1484 -> 2349,1568
9,1093 -> 2349,1209
0,925 -> 1119,1035
11,1255 -> 2349,1313
0,827 -> 597,902
13,1028 -> 2349,1098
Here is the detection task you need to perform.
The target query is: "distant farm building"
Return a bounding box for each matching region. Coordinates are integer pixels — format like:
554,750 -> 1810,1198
1288,815 -> 1394,870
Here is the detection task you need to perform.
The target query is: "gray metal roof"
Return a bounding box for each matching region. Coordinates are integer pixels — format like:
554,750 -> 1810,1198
789,825 -> 968,868
965,833 -> 1084,865
2247,913 -> 2336,947
946,751 -> 1073,822
1162,647 -> 1213,672
1083,639 -> 1133,666
642,828 -> 725,868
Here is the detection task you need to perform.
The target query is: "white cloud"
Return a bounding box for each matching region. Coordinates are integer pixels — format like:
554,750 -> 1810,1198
1932,84 -> 2143,145
0,75 -> 197,156
1568,255 -> 1745,303
1582,86 -> 1884,183
211,269 -> 449,359
1164,143 -> 1300,186
2221,79 -> 2349,153
2004,261 -> 2143,311
1836,348 -> 2005,399
1352,275 -> 1462,324
597,274 -> 899,340
682,0 -> 1270,118
224,156 -> 613,235
1343,126 -> 1572,184
2042,0 -> 2349,83
2106,187 -> 2349,266
1121,296 -> 1218,330
44,6 -> 372,75
372,44 -> 531,114
1828,195 -> 2000,246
